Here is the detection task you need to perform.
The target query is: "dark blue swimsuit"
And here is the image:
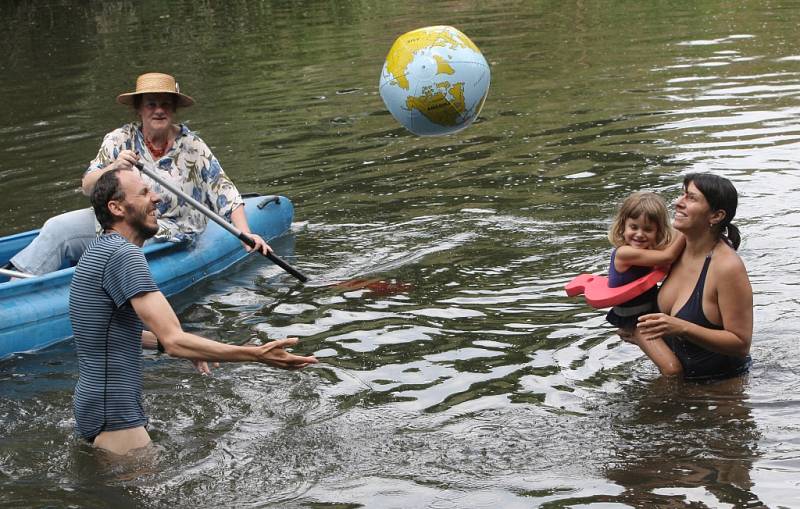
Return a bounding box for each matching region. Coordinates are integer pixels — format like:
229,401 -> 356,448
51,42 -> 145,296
606,249 -> 657,329
661,253 -> 751,381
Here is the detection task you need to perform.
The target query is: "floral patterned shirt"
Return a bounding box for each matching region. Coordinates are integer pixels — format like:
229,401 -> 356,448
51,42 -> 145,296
86,122 -> 244,242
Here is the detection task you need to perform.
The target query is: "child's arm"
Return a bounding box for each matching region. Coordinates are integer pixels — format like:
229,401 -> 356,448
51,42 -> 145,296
614,232 -> 685,272
619,328 -> 683,376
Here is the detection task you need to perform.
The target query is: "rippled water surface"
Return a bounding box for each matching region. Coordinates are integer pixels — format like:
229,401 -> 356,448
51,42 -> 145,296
2,1 -> 800,507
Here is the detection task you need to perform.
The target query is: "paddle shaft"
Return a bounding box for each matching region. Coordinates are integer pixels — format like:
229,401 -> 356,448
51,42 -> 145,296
135,163 -> 308,282
0,268 -> 34,279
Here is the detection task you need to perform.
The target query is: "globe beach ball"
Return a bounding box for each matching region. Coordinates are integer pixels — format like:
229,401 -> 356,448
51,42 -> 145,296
379,25 -> 491,136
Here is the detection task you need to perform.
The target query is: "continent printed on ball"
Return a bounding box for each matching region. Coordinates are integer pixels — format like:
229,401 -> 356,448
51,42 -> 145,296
384,26 -> 480,90
405,82 -> 465,127
433,55 -> 455,75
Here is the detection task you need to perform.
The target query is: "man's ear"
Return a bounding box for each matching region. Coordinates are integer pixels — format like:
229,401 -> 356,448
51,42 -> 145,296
107,199 -> 126,221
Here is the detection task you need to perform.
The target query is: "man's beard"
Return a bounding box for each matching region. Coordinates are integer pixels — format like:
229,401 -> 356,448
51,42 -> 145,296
125,203 -> 159,239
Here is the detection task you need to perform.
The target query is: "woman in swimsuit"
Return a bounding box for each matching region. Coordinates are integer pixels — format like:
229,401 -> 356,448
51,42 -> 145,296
634,173 -> 752,381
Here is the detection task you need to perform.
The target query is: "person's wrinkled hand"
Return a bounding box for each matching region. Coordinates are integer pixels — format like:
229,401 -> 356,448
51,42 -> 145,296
241,232 -> 272,256
114,150 -> 140,172
254,338 -> 317,370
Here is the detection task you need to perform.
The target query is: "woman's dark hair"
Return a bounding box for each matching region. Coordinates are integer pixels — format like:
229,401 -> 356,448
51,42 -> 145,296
91,169 -> 126,230
683,173 -> 741,250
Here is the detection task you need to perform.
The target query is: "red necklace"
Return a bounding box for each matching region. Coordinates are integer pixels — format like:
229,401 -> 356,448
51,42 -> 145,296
145,137 -> 170,158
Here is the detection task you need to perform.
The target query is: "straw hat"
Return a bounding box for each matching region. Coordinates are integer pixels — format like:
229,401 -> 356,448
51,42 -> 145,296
116,72 -> 195,107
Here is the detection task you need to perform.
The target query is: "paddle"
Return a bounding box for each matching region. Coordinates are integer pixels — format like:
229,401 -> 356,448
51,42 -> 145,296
0,267 -> 35,279
134,163 -> 308,283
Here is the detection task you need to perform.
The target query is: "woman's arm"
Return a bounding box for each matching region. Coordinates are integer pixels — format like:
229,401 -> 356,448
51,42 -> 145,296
82,127 -> 138,195
636,256 -> 752,357
620,328 -> 683,377
230,205 -> 272,255
82,150 -> 140,195
615,233 -> 685,271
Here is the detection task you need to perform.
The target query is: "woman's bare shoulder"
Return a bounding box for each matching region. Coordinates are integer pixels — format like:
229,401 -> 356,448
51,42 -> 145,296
714,243 -> 747,270
711,244 -> 750,289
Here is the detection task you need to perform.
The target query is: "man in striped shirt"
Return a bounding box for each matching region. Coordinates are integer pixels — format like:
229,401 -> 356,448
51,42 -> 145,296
69,168 -> 317,456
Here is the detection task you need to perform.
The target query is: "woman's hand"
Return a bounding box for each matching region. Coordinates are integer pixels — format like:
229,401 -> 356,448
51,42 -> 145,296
113,149 -> 140,171
82,150 -> 141,195
637,313 -> 687,341
241,232 -> 272,255
230,206 -> 272,255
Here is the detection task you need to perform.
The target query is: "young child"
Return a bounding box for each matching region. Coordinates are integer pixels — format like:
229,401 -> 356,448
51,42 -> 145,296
607,191 -> 685,376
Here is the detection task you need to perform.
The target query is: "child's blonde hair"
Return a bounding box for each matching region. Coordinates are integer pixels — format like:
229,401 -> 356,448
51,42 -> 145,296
608,191 -> 675,249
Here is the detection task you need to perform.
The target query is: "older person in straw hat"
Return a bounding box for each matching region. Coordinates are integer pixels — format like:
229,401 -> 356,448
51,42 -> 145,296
7,72 -> 270,276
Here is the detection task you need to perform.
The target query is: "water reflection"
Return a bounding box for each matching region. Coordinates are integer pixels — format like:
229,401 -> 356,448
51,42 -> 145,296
604,377 -> 763,507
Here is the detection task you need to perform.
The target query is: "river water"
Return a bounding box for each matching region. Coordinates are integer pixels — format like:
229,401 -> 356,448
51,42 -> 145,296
1,1 -> 799,507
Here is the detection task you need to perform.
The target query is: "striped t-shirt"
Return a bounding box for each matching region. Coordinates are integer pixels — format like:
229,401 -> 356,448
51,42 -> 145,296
69,233 -> 159,441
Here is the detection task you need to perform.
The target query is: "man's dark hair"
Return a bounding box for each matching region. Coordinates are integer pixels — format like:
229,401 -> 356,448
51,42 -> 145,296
91,169 -> 126,230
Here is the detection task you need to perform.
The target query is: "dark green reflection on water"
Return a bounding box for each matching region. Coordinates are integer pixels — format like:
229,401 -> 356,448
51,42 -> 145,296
2,0 -> 799,507
601,378 -> 763,507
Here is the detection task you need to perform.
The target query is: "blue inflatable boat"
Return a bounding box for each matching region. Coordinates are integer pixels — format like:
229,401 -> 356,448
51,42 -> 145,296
0,195 -> 294,360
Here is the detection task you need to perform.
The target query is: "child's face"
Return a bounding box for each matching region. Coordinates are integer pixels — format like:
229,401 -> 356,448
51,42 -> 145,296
623,215 -> 658,249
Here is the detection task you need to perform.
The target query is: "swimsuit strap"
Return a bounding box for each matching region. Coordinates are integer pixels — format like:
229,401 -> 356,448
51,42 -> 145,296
674,249 -> 721,330
695,252 -> 713,299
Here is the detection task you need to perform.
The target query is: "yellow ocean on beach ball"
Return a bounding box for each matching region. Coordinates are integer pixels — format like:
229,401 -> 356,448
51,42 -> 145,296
379,25 -> 491,136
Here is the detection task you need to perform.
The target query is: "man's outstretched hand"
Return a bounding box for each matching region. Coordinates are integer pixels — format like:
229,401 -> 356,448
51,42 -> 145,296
254,337 -> 318,370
